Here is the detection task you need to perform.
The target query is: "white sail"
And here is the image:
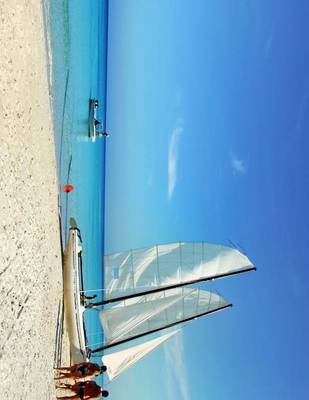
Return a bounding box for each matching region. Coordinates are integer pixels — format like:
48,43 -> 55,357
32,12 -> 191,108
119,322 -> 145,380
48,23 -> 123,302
104,242 -> 254,302
102,330 -> 179,381
99,287 -> 229,347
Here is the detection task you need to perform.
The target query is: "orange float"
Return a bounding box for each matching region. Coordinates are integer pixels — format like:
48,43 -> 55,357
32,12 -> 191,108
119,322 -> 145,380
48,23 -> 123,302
63,184 -> 74,193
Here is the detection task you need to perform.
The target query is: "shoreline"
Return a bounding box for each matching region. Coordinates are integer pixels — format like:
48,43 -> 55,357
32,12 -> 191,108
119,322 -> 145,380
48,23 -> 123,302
0,1 -> 68,399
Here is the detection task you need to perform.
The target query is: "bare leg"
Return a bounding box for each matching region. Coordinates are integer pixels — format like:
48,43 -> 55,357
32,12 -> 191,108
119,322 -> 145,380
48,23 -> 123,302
55,383 -> 72,389
55,367 -> 73,372
54,373 -> 80,380
54,374 -> 70,380
55,373 -> 82,381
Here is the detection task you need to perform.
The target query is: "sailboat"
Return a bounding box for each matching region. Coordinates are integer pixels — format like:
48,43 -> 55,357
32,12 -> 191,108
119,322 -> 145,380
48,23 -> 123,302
89,98 -> 99,142
63,221 -> 255,374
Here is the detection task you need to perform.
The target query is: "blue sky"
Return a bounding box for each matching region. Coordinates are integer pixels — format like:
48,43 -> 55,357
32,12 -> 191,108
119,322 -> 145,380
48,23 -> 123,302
104,1 -> 309,399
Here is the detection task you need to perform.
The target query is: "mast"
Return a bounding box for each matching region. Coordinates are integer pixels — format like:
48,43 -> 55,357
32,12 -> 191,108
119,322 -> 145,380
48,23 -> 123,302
86,267 -> 255,307
89,303 -> 232,354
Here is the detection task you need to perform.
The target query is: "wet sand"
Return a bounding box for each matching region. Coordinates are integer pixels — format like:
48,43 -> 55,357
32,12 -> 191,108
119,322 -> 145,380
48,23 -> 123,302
0,1 -> 68,398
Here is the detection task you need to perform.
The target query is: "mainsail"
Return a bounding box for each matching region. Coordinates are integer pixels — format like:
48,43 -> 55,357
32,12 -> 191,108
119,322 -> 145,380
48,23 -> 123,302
102,330 -> 179,381
95,287 -> 231,350
102,242 -> 255,303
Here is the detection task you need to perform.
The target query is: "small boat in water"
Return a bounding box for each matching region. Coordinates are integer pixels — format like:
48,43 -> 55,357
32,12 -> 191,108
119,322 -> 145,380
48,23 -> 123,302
89,99 -> 109,142
89,99 -> 99,142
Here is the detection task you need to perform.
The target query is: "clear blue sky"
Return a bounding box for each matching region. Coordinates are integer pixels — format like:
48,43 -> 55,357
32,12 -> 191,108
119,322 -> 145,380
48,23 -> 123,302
104,1 -> 309,399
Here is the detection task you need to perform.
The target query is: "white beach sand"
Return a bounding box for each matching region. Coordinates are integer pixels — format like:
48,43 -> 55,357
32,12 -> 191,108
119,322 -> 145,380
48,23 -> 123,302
0,1 -> 68,398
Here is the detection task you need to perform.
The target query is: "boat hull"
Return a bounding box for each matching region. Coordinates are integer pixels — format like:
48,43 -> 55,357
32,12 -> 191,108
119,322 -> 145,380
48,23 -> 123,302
88,99 -> 97,142
63,228 -> 88,364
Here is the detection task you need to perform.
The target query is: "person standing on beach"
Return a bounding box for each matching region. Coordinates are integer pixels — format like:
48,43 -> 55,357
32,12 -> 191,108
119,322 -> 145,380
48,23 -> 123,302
55,362 -> 107,380
56,381 -> 109,399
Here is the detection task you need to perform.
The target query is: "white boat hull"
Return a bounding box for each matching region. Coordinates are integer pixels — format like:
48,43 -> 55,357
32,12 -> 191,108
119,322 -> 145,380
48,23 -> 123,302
89,99 -> 97,143
63,228 -> 88,363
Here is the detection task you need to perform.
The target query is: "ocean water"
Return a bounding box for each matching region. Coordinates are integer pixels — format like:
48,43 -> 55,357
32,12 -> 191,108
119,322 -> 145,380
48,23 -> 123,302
44,0 -> 108,358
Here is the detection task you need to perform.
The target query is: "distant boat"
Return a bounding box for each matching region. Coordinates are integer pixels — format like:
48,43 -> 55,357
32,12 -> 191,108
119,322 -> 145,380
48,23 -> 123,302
89,99 -> 99,142
63,221 -> 255,372
89,99 -> 109,142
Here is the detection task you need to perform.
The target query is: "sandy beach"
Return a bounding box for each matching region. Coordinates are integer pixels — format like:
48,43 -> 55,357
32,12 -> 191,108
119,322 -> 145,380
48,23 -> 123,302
0,1 -> 67,398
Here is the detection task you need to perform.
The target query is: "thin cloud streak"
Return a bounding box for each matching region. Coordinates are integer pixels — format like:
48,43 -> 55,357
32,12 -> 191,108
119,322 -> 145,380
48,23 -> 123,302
231,153 -> 247,174
147,174 -> 153,186
163,331 -> 191,400
296,93 -> 309,133
168,119 -> 184,199
264,32 -> 274,58
175,88 -> 183,107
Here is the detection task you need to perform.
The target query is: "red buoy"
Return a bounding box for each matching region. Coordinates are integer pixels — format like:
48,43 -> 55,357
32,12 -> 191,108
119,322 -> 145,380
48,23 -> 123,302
63,184 -> 74,193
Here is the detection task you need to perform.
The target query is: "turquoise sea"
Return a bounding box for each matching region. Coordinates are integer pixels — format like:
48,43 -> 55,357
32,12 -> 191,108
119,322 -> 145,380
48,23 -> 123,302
44,0 -> 108,361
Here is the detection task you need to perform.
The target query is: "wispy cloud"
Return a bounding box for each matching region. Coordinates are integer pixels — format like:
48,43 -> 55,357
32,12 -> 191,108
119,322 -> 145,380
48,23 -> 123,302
231,153 -> 247,175
175,88 -> 183,107
296,93 -> 309,133
264,32 -> 274,58
147,174 -> 153,186
163,331 -> 191,400
168,118 -> 184,200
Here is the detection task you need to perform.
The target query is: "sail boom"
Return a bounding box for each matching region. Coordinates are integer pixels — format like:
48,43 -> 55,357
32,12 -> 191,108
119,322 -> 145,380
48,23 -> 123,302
87,266 -> 255,307
90,303 -> 232,354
